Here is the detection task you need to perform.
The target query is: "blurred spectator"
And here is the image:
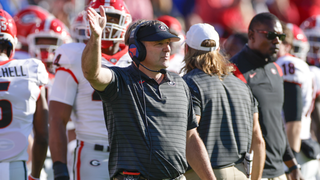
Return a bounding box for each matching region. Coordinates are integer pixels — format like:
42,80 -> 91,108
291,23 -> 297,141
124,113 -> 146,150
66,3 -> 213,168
124,0 -> 153,21
171,0 -> 195,18
190,0 -> 255,38
222,32 -> 248,59
0,0 -> 29,16
47,0 -> 73,28
291,0 -> 320,26
151,0 -> 172,17
267,0 -> 300,25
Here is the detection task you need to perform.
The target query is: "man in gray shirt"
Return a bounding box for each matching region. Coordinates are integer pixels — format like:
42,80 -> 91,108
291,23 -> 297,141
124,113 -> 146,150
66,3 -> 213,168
182,23 -> 265,180
81,5 -> 216,180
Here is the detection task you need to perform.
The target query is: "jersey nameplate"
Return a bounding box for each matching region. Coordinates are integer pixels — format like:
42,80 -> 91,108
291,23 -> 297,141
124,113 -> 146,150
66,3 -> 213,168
0,66 -> 27,77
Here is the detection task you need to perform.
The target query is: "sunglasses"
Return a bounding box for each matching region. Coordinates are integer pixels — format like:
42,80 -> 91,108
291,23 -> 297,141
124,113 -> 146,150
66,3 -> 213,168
253,30 -> 286,41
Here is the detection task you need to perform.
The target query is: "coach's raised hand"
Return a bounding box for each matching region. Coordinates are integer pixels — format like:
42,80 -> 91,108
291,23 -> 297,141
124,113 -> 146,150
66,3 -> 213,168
86,5 -> 106,38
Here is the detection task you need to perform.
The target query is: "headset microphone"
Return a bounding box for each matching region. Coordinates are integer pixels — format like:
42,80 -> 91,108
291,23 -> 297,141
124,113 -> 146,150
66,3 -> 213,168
138,62 -> 167,74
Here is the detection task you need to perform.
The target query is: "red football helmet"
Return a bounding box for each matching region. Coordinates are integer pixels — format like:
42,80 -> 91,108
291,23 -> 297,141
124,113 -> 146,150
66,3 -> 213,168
27,17 -> 72,72
71,11 -> 88,43
0,9 -> 18,59
13,5 -> 51,47
286,23 -> 310,61
87,0 -> 132,48
300,15 -> 320,66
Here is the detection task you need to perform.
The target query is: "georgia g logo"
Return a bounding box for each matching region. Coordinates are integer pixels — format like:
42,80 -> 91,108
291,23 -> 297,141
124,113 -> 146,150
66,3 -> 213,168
90,159 -> 101,166
158,25 -> 167,31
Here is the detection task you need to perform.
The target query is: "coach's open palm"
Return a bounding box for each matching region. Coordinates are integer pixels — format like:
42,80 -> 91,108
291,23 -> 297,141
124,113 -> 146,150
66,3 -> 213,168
86,5 -> 106,38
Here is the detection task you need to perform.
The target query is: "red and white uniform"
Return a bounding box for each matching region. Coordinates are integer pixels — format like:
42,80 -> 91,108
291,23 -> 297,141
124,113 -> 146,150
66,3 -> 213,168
277,55 -> 320,179
49,42 -> 131,180
0,57 -> 48,162
310,66 -> 320,100
277,54 -> 314,140
166,53 -> 185,76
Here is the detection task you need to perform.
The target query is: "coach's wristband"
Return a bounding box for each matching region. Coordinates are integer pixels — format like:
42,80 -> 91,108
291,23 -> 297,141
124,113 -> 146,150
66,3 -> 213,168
28,175 -> 39,180
288,164 -> 301,173
53,161 -> 69,180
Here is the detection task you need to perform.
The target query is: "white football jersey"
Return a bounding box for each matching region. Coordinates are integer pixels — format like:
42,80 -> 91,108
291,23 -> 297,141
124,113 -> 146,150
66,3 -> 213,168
0,57 -> 48,162
166,53 -> 185,76
309,66 -> 320,99
277,55 -> 314,139
49,42 -> 132,145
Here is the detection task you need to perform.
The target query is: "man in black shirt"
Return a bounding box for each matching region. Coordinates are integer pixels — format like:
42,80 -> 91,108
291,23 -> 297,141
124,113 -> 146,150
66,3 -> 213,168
81,5 -> 216,180
230,13 -> 304,180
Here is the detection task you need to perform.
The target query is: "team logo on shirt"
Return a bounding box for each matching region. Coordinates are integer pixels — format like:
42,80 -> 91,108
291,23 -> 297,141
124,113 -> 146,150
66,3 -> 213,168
249,72 -> 256,78
168,81 -> 176,86
110,58 -> 117,63
0,139 -> 14,151
90,159 -> 101,166
271,68 -> 277,75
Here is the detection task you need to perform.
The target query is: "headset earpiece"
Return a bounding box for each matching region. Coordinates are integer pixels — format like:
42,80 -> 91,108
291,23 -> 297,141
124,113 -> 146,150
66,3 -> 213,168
128,21 -> 149,62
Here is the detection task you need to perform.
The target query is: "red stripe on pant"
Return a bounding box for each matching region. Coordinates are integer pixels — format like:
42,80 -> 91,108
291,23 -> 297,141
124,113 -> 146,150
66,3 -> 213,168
76,141 -> 84,180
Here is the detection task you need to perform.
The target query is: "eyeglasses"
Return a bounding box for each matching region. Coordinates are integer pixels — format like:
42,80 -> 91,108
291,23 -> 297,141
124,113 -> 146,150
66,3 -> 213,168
253,30 -> 286,41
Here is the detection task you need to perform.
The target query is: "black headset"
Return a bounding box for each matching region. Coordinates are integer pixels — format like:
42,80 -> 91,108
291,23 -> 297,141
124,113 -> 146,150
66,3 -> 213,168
128,21 -> 149,62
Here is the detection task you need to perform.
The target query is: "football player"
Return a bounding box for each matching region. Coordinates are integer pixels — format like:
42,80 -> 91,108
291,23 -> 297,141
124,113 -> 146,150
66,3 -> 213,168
300,16 -> 320,179
277,22 -> 319,179
0,9 -> 49,180
13,5 -> 52,59
27,17 -> 72,99
26,16 -> 72,180
301,15 -> 320,143
70,10 -> 88,44
48,0 -> 132,179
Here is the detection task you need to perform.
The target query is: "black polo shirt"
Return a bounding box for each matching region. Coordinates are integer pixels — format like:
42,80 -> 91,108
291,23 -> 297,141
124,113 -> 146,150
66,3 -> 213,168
230,45 -> 293,178
96,64 -> 198,179
183,69 -> 257,168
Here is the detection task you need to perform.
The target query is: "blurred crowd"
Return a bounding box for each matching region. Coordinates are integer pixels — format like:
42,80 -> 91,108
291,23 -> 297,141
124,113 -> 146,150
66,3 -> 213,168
4,0 -> 320,40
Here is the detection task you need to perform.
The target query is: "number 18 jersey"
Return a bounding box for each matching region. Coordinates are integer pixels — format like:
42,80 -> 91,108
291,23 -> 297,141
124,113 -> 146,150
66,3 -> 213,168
0,57 -> 48,162
276,55 -> 314,140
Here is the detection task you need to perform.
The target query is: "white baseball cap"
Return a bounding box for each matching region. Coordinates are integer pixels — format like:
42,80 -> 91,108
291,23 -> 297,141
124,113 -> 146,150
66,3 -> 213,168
185,23 -> 219,51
